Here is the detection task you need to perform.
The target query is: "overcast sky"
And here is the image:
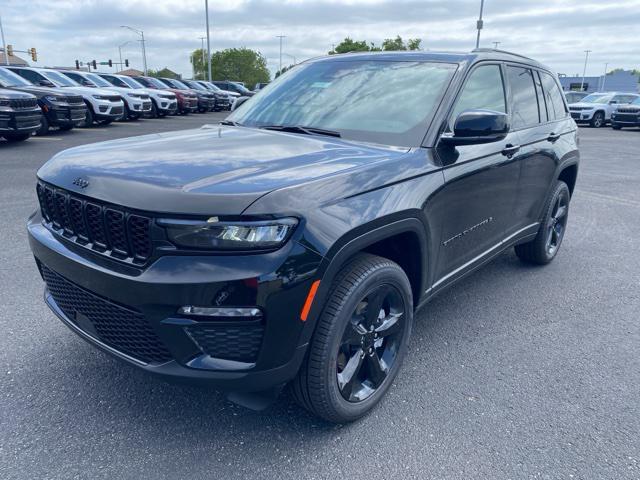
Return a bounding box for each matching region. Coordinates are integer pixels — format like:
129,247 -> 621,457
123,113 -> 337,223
2,0 -> 638,79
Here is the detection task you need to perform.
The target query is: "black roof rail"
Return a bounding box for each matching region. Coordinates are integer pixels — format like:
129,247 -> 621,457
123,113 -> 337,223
472,48 -> 535,62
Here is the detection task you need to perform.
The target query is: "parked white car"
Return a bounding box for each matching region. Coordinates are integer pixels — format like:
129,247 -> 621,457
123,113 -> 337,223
97,73 -> 178,118
568,91 -> 639,128
5,66 -> 124,126
60,70 -> 152,120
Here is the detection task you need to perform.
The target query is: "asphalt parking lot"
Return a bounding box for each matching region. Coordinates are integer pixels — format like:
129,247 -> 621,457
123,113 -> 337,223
1,118 -> 639,479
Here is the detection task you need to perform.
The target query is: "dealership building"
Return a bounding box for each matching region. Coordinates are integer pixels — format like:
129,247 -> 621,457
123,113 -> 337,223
558,70 -> 639,93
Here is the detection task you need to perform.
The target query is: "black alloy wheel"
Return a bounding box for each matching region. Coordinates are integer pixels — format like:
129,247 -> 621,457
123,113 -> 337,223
545,186 -> 569,257
292,253 -> 413,423
337,284 -> 406,402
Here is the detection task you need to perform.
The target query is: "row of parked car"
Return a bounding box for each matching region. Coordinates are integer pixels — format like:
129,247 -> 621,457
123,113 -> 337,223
0,65 -> 247,143
565,90 -> 640,129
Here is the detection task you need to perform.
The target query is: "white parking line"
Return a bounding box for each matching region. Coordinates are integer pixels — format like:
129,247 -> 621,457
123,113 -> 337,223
31,137 -> 63,141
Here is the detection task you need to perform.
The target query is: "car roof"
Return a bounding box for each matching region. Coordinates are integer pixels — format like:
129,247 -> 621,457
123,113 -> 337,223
307,48 -> 551,72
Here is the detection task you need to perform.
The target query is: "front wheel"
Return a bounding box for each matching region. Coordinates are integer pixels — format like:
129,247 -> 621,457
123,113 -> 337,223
292,254 -> 413,423
590,111 -> 605,128
515,181 -> 570,265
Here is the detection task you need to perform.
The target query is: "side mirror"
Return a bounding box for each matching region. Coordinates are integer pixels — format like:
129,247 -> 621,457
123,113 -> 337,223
441,109 -> 509,146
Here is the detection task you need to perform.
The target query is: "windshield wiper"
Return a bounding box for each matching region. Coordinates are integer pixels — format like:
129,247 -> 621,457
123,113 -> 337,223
220,120 -> 242,126
259,124 -> 341,138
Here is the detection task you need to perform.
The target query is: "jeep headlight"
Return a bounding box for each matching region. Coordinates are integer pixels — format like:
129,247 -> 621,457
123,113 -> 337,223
0,98 -> 11,111
159,217 -> 298,250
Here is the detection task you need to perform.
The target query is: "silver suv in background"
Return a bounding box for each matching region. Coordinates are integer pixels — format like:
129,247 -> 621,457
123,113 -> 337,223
568,91 -> 639,127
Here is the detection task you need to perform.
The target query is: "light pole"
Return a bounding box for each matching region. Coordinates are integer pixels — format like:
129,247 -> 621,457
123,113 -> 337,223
475,0 -> 485,49
0,12 -> 8,66
493,41 -> 500,49
204,0 -> 212,82
277,35 -> 286,73
580,50 -> 591,92
601,62 -> 609,91
120,25 -> 147,75
118,40 -> 134,70
198,36 -> 206,79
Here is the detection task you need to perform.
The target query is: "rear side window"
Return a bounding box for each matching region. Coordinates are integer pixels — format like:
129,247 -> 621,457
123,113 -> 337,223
540,71 -> 568,120
450,64 -> 506,124
507,66 -> 540,129
534,72 -> 548,122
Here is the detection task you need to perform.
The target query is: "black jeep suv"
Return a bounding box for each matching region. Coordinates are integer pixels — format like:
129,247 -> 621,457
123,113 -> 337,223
0,88 -> 41,141
28,50 -> 579,423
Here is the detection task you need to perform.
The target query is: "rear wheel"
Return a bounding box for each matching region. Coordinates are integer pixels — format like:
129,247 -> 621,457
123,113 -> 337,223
292,254 -> 413,423
590,111 -> 605,128
515,181 -> 570,265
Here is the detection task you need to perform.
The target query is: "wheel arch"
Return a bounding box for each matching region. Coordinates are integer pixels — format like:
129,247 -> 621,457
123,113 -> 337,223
298,214 -> 430,346
558,162 -> 579,196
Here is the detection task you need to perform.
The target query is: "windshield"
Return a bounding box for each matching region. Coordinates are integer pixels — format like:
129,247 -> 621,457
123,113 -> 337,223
85,73 -> 112,88
203,82 -> 222,92
170,79 -> 190,89
232,82 -> 252,94
582,94 -> 611,104
43,70 -> 80,87
0,67 -> 32,87
185,81 -> 205,91
119,76 -> 144,89
140,77 -> 167,89
229,60 -> 457,147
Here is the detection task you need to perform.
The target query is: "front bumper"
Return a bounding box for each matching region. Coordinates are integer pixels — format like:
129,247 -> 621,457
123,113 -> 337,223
0,108 -> 42,132
47,104 -> 87,126
94,99 -> 125,120
611,113 -> 640,126
28,214 -> 321,392
570,110 -> 596,121
156,98 -> 178,113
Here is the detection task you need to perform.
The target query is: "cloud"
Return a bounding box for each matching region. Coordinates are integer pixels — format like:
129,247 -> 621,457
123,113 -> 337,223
2,0 -> 638,78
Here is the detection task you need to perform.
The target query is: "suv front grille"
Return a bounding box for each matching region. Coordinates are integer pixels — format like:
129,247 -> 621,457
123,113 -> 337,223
36,182 -> 153,264
40,264 -> 172,364
616,108 -> 640,114
9,98 -> 38,109
66,95 -> 84,105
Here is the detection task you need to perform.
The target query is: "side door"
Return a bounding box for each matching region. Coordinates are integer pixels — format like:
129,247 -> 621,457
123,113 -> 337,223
431,63 -> 521,287
513,68 -> 574,227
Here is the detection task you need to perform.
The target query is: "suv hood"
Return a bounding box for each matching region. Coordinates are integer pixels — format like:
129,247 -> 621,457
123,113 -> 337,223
1,85 -> 60,97
37,125 -> 408,215
0,88 -> 35,99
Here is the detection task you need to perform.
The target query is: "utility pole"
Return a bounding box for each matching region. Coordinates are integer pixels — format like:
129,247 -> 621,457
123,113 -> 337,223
0,12 -> 8,65
601,62 -> 609,91
121,26 -> 147,74
580,50 -> 591,92
205,0 -> 212,82
493,41 -> 500,49
277,35 -> 286,73
199,36 -> 206,79
475,0 -> 485,49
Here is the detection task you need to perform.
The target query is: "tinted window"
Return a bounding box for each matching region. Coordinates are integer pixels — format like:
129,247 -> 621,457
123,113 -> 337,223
540,71 -> 567,120
451,64 -> 506,124
19,69 -> 43,83
507,66 -> 540,128
230,60 -> 457,147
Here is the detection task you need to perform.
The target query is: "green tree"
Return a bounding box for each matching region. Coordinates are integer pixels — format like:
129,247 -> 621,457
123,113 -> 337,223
329,36 -> 422,55
191,47 -> 270,86
147,68 -> 180,79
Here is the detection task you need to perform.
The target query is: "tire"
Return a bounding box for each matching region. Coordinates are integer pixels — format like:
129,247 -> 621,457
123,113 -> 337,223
150,101 -> 159,118
515,181 -> 571,265
82,105 -> 94,128
3,132 -> 31,142
36,115 -> 50,136
291,253 -> 413,423
590,111 -> 605,128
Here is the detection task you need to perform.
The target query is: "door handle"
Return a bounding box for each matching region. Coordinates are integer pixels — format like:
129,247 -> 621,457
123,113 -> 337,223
547,132 -> 561,142
501,144 -> 521,158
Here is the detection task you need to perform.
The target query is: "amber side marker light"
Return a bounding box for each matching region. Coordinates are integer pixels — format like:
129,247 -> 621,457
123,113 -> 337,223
300,280 -> 320,322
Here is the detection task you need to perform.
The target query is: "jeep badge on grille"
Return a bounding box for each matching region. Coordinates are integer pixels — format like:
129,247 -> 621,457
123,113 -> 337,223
72,177 -> 89,189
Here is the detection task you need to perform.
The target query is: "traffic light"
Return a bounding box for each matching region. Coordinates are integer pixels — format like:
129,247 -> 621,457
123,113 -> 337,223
125,59 -> 129,67
30,47 -> 37,62
75,60 -> 80,69
108,59 -> 112,67
91,60 -> 97,70
6,44 -> 13,57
